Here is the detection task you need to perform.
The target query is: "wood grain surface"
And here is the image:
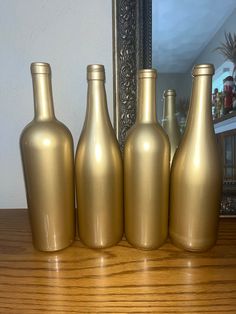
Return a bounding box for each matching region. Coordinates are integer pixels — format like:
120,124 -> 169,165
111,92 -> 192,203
0,209 -> 236,313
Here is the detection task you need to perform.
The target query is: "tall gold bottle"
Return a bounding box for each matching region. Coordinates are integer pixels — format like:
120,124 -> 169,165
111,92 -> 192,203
75,65 -> 123,248
20,62 -> 75,252
124,69 -> 170,250
169,64 -> 222,252
162,89 -> 181,164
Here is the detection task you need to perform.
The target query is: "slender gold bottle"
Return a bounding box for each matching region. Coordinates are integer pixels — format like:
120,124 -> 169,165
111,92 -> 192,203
169,64 -> 222,252
20,62 -> 75,252
75,65 -> 123,248
124,69 -> 170,250
162,89 -> 181,164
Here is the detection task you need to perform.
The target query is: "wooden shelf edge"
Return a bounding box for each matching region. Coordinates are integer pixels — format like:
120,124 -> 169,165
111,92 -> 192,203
214,111 -> 236,124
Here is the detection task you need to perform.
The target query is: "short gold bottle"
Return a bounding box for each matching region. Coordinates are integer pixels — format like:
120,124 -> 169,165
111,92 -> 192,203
75,65 -> 123,248
124,69 -> 170,250
162,89 -> 181,164
169,64 -> 222,252
20,62 -> 75,252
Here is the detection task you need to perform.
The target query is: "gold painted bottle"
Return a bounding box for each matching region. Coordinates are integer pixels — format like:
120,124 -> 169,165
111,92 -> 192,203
162,89 -> 181,164
20,62 -> 75,251
169,64 -> 222,252
124,69 -> 170,250
75,65 -> 123,248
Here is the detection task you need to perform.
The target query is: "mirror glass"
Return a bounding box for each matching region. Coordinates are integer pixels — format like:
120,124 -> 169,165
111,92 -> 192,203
152,0 -> 236,129
152,0 -> 236,215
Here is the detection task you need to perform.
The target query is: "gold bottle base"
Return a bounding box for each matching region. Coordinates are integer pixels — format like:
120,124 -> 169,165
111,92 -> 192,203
125,235 -> 167,251
33,238 -> 74,252
169,230 -> 216,252
79,235 -> 123,249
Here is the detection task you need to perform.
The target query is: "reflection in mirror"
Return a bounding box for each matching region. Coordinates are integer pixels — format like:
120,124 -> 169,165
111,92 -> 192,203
152,0 -> 236,127
152,0 -> 236,216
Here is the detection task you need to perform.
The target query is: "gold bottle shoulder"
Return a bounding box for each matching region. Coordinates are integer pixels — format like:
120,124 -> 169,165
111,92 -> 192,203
76,126 -> 122,170
172,130 -> 222,181
20,120 -> 73,149
125,123 -> 170,154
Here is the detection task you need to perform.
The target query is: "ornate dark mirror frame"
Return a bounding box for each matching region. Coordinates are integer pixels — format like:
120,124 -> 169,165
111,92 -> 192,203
112,0 -> 152,150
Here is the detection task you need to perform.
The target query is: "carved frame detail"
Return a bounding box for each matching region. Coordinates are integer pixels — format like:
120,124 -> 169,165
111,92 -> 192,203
112,0 -> 152,150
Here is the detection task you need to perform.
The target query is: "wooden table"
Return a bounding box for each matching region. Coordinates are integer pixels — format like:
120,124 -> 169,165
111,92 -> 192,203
0,209 -> 236,313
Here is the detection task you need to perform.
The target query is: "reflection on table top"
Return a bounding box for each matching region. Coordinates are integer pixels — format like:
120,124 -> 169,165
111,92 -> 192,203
0,209 -> 236,313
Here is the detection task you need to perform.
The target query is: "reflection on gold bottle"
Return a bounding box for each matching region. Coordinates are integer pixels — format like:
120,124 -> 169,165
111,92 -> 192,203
75,65 -> 123,248
124,69 -> 170,250
20,62 -> 75,251
169,64 -> 222,252
162,89 -> 181,164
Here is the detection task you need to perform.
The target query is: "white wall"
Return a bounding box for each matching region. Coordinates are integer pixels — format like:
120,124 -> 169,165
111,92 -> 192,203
0,0 -> 112,208
190,9 -> 236,71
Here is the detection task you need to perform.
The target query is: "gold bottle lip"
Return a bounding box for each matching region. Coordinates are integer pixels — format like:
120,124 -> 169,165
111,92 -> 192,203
192,64 -> 215,76
87,64 -> 105,81
163,89 -> 176,97
138,69 -> 157,79
31,62 -> 51,74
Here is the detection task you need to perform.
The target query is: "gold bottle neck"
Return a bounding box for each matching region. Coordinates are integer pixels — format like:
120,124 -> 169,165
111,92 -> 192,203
163,92 -> 176,119
187,74 -> 213,132
137,76 -> 157,123
32,71 -> 55,121
85,79 -> 110,125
